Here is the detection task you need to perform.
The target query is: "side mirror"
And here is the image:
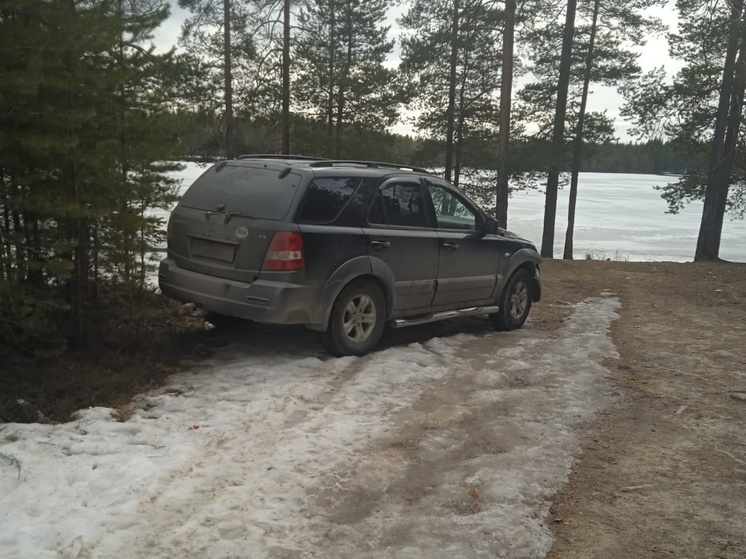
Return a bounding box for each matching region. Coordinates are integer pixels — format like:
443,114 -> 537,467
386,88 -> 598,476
484,216 -> 499,234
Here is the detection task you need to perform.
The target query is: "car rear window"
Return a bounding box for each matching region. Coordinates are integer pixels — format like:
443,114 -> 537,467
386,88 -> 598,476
296,177 -> 363,223
179,163 -> 303,221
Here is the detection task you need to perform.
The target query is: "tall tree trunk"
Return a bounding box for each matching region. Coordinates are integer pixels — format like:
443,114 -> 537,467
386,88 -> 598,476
282,0 -> 291,154
72,216 -> 89,347
70,164 -> 89,348
496,0 -> 516,228
335,3 -> 353,159
541,0 -> 577,258
11,176 -> 24,280
444,0 -> 460,182
696,2 -> 744,261
139,200 -> 146,288
64,0 -> 87,346
327,0 -> 336,155
564,0 -> 599,260
24,209 -> 42,288
0,168 -> 12,282
0,168 -> 6,282
92,222 -> 99,303
118,3 -> 130,282
454,49 -> 469,189
454,124 -> 463,188
31,215 -> 41,287
223,0 -> 234,159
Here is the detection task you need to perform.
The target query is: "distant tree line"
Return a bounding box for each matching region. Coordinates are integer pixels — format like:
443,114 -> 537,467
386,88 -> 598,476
581,140 -> 691,174
176,113 -> 691,175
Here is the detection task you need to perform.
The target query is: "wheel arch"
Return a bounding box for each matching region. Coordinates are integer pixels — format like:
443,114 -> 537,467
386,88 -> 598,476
514,262 -> 542,302
308,256 -> 396,331
495,248 -> 543,302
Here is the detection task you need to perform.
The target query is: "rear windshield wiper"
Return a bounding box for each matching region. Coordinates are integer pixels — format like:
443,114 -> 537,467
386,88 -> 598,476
223,211 -> 258,224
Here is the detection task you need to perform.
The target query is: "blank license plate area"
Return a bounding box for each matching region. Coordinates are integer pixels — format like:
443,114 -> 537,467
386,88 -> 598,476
189,237 -> 236,262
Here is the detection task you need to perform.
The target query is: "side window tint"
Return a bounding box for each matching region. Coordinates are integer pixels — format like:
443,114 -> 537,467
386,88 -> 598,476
297,177 -> 362,223
428,184 -> 477,230
368,183 -> 426,228
368,190 -> 385,224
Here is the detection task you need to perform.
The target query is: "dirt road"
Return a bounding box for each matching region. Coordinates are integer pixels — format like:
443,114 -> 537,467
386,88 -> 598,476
542,261 -> 746,559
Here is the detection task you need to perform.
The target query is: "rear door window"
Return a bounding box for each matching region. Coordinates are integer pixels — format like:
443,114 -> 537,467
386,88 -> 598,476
297,177 -> 363,223
179,163 -> 302,221
367,182 -> 427,228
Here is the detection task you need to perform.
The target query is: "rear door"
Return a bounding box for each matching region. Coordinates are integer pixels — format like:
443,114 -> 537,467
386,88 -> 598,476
425,178 -> 502,307
294,175 -> 369,283
168,162 -> 303,282
362,178 -> 439,312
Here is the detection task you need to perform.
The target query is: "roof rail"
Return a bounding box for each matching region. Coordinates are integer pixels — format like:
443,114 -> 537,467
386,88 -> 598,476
236,154 -> 326,161
307,160 -> 433,174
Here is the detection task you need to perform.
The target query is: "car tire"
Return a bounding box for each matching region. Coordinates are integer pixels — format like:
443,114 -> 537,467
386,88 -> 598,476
322,279 -> 386,357
205,312 -> 252,329
490,268 -> 533,331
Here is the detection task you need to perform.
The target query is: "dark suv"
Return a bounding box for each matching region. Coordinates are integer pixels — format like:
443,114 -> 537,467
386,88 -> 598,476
159,156 -> 542,356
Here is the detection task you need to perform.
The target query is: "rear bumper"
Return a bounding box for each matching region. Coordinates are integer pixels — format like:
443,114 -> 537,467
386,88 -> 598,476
158,258 -> 322,326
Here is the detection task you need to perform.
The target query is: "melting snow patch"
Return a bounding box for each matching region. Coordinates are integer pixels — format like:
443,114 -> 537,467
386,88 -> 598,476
0,297 -> 620,559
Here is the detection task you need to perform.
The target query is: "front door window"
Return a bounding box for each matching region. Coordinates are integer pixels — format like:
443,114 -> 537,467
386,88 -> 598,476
428,184 -> 477,230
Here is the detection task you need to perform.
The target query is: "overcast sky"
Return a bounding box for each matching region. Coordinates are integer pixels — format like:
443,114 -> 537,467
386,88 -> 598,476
152,1 -> 681,141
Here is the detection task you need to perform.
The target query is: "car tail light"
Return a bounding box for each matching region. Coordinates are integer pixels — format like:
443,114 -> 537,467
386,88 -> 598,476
167,214 -> 174,239
263,231 -> 305,271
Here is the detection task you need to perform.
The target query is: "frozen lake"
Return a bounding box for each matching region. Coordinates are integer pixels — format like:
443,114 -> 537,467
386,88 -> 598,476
164,163 -> 746,263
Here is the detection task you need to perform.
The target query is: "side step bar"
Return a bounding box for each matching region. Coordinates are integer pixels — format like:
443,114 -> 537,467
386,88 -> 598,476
390,306 -> 500,329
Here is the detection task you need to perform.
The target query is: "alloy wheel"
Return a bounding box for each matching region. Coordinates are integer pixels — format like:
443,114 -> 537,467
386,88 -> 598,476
509,281 -> 529,320
342,294 -> 377,342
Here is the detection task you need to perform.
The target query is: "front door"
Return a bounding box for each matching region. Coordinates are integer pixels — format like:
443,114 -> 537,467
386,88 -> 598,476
426,179 -> 502,307
363,179 -> 440,312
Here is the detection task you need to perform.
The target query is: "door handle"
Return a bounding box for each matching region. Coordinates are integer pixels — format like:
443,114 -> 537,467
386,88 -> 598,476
442,242 -> 459,250
369,240 -> 391,249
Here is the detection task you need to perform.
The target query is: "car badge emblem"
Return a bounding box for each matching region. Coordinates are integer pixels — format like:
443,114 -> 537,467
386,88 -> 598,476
235,226 -> 249,239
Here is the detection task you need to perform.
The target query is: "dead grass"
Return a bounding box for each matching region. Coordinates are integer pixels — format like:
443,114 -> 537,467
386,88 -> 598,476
0,290 -> 209,424
110,405 -> 136,423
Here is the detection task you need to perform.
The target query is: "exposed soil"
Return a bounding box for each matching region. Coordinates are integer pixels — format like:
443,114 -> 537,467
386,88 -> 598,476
539,260 -> 746,559
0,291 -> 208,424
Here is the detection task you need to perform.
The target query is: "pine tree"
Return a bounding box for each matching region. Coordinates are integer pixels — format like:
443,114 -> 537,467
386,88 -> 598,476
400,0 -> 503,188
519,0 -> 661,257
178,0 -> 283,157
563,0 -> 662,259
541,0 -> 576,258
623,0 -> 746,260
282,0 -> 291,153
103,0 -> 182,286
0,0 -> 180,351
496,0 -> 516,228
294,0 -> 398,157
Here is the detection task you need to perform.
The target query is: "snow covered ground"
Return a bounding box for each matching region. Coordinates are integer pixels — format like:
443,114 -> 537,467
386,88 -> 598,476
0,297 -> 619,559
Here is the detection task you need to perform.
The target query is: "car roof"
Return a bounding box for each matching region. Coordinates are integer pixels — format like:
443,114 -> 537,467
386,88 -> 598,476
233,154 -> 435,178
